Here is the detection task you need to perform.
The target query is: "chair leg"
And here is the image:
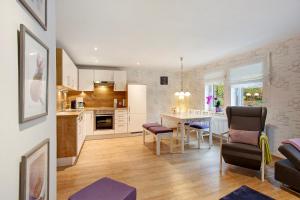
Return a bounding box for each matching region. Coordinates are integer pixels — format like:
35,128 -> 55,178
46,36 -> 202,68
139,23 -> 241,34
187,128 -> 190,144
261,139 -> 265,181
197,131 -> 201,149
143,129 -> 145,144
177,124 -> 179,138
201,131 -> 204,143
220,135 -> 223,172
169,133 -> 173,153
156,136 -> 161,156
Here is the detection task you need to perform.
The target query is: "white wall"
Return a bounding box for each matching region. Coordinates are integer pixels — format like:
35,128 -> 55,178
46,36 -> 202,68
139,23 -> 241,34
185,35 -> 300,156
0,1 -> 56,199
126,68 -> 181,123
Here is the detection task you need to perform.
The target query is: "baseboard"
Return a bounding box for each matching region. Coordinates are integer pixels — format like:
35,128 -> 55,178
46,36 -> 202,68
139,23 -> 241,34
86,132 -> 142,140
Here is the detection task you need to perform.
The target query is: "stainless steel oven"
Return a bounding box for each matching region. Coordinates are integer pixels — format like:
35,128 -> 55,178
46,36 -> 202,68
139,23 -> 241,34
95,110 -> 114,130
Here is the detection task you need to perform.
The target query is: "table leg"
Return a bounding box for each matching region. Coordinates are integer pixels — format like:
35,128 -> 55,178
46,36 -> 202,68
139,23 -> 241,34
209,119 -> 212,148
180,122 -> 185,153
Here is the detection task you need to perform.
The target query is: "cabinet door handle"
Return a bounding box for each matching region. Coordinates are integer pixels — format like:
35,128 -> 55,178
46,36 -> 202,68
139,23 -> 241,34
128,116 -> 130,123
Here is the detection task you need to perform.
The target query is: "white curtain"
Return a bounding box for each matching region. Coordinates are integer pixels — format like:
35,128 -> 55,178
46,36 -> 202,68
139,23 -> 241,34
204,70 -> 225,84
229,62 -> 264,85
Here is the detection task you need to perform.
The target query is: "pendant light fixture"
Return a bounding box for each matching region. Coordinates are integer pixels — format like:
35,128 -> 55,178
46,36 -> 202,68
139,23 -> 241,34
175,57 -> 191,99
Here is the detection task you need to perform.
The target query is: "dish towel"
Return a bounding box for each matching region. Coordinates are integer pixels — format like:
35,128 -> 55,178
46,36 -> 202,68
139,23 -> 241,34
259,134 -> 272,165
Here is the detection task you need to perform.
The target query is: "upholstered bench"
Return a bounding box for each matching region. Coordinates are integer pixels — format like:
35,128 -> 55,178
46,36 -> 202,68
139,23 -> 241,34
142,123 -> 173,155
142,123 -> 162,145
68,177 -> 136,200
142,122 -> 161,129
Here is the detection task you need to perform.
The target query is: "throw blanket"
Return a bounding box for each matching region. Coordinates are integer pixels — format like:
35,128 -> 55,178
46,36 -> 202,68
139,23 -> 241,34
282,138 -> 300,151
259,134 -> 272,165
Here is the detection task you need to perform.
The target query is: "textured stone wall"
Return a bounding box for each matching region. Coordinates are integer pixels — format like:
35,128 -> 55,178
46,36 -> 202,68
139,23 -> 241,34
185,35 -> 300,155
126,68 -> 181,124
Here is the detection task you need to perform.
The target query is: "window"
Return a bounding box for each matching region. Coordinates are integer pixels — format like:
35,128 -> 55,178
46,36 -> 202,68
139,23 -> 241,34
231,82 -> 263,106
205,83 -> 224,111
204,71 -> 225,112
229,62 -> 264,107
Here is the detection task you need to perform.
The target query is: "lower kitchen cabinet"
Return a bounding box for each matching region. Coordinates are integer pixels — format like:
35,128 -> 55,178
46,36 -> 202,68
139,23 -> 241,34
115,109 -> 128,134
84,111 -> 94,136
57,112 -> 87,166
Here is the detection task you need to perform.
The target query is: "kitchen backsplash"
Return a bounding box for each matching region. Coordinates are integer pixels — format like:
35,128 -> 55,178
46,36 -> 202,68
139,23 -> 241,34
57,85 -> 126,110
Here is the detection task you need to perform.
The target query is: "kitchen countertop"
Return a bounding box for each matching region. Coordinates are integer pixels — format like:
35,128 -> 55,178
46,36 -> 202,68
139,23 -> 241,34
56,107 -> 127,116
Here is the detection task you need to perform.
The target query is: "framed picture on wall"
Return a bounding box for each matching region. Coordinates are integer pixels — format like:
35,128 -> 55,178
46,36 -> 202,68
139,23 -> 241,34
20,139 -> 50,200
19,0 -> 47,30
19,24 -> 49,123
160,76 -> 168,85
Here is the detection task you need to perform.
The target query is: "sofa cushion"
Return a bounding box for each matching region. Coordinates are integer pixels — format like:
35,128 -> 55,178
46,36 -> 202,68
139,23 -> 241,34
189,122 -> 209,129
282,138 -> 300,151
148,126 -> 173,134
222,143 -> 262,170
142,123 -> 161,129
229,129 -> 259,146
278,144 -> 300,171
275,159 -> 300,192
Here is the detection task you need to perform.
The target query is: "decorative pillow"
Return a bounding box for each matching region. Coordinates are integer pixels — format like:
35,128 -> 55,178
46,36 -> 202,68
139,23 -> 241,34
282,138 -> 300,151
278,144 -> 300,171
229,129 -> 259,146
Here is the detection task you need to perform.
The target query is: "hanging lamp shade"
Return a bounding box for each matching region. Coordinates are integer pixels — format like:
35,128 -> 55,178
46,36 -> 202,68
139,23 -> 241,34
174,57 -> 191,99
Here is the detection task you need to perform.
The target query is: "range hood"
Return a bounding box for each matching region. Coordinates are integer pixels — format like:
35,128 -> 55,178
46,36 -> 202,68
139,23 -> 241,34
94,81 -> 114,86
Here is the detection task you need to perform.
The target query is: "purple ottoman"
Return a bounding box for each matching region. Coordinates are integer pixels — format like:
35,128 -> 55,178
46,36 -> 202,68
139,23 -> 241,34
69,177 -> 136,200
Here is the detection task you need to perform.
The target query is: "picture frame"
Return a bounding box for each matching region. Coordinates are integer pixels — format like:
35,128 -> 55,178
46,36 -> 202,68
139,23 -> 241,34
20,139 -> 50,200
19,0 -> 47,30
160,76 -> 168,85
19,24 -> 49,123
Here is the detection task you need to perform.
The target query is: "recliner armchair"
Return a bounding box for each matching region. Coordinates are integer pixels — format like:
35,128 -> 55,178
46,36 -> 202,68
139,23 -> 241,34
220,106 -> 267,181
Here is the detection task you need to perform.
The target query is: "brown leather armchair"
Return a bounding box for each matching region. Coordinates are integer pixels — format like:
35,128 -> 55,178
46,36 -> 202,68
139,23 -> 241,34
220,106 -> 267,181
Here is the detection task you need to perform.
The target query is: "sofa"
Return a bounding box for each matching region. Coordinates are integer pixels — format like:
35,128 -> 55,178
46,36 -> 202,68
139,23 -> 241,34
275,144 -> 300,192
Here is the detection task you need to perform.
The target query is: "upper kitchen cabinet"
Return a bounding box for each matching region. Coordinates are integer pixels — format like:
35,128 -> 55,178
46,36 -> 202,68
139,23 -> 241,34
114,71 -> 127,91
78,69 -> 94,91
56,48 -> 78,90
94,70 -> 114,82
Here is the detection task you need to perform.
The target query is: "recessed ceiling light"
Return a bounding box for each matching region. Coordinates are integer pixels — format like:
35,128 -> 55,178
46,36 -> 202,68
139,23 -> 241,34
94,47 -> 98,51
136,62 -> 141,65
95,59 -> 99,63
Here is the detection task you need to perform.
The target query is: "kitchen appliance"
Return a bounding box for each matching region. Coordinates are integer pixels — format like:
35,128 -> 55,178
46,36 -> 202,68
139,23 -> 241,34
76,97 -> 84,109
95,110 -> 114,130
71,100 -> 77,109
128,84 -> 147,133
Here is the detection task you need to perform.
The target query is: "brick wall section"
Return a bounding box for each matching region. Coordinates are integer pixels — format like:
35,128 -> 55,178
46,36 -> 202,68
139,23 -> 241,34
185,35 -> 300,155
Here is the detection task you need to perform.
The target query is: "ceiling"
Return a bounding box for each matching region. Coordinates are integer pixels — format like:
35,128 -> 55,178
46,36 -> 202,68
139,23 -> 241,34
56,0 -> 300,70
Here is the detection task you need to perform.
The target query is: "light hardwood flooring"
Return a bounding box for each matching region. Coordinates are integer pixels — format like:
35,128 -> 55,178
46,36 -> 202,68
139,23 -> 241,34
57,135 -> 299,200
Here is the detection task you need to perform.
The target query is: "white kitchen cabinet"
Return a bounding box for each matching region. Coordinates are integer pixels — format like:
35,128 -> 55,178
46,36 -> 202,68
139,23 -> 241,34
114,71 -> 127,91
115,109 -> 128,134
79,69 -> 94,91
128,113 -> 147,133
128,84 -> 147,114
94,70 -> 114,82
56,48 -> 78,90
128,84 -> 147,133
84,111 -> 94,135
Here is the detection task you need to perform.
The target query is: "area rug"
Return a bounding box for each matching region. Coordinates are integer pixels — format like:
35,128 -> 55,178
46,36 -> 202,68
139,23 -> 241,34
220,185 -> 274,200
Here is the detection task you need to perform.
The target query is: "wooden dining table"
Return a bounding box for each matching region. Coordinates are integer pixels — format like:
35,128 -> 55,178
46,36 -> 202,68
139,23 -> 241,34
160,112 -> 213,153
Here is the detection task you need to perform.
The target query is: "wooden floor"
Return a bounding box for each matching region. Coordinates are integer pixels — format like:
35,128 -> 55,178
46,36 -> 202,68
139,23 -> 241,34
57,135 -> 299,200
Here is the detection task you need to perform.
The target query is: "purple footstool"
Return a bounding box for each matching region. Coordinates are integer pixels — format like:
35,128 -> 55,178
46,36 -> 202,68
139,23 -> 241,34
69,177 -> 136,200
